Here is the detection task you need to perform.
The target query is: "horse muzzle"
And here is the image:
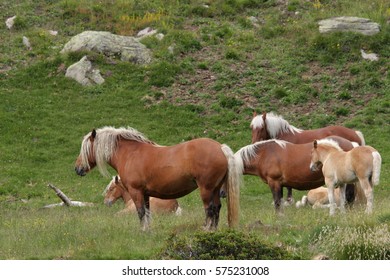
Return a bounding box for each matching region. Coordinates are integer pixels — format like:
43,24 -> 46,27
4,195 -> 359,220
75,166 -> 87,176
310,163 -> 319,172
104,200 -> 113,207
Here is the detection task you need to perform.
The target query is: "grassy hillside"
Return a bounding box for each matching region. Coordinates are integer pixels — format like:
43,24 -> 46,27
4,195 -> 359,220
0,0 -> 389,259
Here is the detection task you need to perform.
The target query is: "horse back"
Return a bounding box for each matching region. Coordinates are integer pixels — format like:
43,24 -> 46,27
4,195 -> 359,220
283,126 -> 363,145
313,126 -> 363,145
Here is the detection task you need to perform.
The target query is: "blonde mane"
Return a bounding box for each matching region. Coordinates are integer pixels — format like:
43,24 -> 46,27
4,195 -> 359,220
316,138 -> 343,151
236,139 -> 287,164
102,175 -> 117,196
79,126 -> 155,177
251,112 -> 302,138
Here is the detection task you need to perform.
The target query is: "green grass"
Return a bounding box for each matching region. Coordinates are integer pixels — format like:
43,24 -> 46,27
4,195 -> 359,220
0,0 -> 389,260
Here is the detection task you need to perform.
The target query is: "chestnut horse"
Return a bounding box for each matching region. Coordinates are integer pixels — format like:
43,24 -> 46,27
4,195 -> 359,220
250,111 -> 365,203
75,126 -> 241,230
103,175 -> 182,215
234,136 -> 357,213
310,139 -> 381,215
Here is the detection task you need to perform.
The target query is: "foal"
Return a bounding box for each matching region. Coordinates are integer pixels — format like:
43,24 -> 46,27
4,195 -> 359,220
310,139 -> 381,215
103,176 -> 182,215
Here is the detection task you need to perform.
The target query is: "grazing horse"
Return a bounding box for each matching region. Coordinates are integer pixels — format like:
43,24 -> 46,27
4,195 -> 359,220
103,175 -> 182,215
234,136 -> 357,213
250,111 -> 365,203
310,139 -> 381,215
75,126 -> 241,230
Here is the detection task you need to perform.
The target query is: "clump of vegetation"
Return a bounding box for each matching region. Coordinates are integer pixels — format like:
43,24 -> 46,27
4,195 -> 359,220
313,224 -> 390,260
160,230 -> 298,260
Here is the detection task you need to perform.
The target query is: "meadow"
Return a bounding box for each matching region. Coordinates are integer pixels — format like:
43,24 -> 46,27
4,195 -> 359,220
0,0 -> 389,259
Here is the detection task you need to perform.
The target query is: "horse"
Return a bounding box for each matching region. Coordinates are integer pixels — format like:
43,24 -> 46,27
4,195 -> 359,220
103,175 -> 182,215
295,185 -> 366,209
310,139 -> 381,215
75,126 -> 241,230
234,136 -> 357,213
250,111 -> 365,203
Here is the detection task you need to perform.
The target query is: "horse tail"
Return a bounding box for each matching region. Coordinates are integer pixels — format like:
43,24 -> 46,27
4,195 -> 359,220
355,130 -> 365,146
221,144 -> 241,228
175,206 -> 183,216
371,151 -> 381,186
295,195 -> 308,208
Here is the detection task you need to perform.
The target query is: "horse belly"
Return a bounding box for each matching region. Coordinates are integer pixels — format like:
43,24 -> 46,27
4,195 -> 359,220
145,173 -> 198,199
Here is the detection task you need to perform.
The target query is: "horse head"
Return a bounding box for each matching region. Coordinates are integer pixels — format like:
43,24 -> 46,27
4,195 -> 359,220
103,175 -> 123,207
75,129 -> 97,176
310,140 -> 322,172
250,112 -> 269,143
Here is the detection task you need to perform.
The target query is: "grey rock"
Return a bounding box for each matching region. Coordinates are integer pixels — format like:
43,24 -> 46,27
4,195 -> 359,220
61,31 -> 151,64
318,17 -> 380,36
65,56 -> 105,86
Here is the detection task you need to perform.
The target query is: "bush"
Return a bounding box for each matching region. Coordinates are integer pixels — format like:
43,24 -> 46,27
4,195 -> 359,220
160,230 -> 297,260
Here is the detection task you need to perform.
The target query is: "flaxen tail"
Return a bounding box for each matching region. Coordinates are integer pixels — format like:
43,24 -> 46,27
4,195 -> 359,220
371,151 -> 381,186
356,131 -> 365,146
221,144 -> 241,228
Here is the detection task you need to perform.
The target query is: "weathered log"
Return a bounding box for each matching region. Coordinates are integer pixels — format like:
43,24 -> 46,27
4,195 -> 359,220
44,183 -> 94,208
48,183 -> 72,206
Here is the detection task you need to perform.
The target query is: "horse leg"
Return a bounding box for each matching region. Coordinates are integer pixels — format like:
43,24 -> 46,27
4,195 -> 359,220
269,180 -> 283,215
130,189 -> 150,231
211,188 -> 222,229
359,178 -> 373,214
143,194 -> 151,229
200,188 -> 217,231
286,187 -> 294,205
325,179 -> 337,215
339,184 -> 346,214
345,183 -> 356,208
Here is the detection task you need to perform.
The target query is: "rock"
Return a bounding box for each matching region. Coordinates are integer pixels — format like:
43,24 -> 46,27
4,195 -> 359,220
65,56 -> 105,86
168,44 -> 175,55
48,30 -> 58,36
155,33 -> 165,41
137,27 -> 157,38
5,16 -> 16,29
61,31 -> 151,64
22,36 -> 31,50
318,17 -> 380,36
360,49 -> 379,61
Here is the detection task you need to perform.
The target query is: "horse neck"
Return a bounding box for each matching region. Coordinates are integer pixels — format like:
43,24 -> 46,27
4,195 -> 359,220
241,147 -> 263,176
109,139 -> 146,171
318,146 -> 338,162
275,130 -> 300,142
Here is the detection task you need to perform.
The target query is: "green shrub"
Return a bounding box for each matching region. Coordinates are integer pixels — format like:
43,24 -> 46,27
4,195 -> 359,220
218,95 -> 243,109
338,91 -> 352,100
334,106 -> 350,116
13,16 -> 28,30
225,48 -> 240,60
160,230 -> 297,260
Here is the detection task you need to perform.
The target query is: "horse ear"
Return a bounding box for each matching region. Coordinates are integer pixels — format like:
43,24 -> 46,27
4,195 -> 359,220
91,129 -> 97,139
262,112 -> 266,121
115,175 -> 119,183
313,140 -> 318,149
252,111 -> 257,118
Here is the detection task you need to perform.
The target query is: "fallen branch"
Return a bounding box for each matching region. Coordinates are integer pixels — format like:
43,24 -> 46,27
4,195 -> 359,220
43,183 -> 94,208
